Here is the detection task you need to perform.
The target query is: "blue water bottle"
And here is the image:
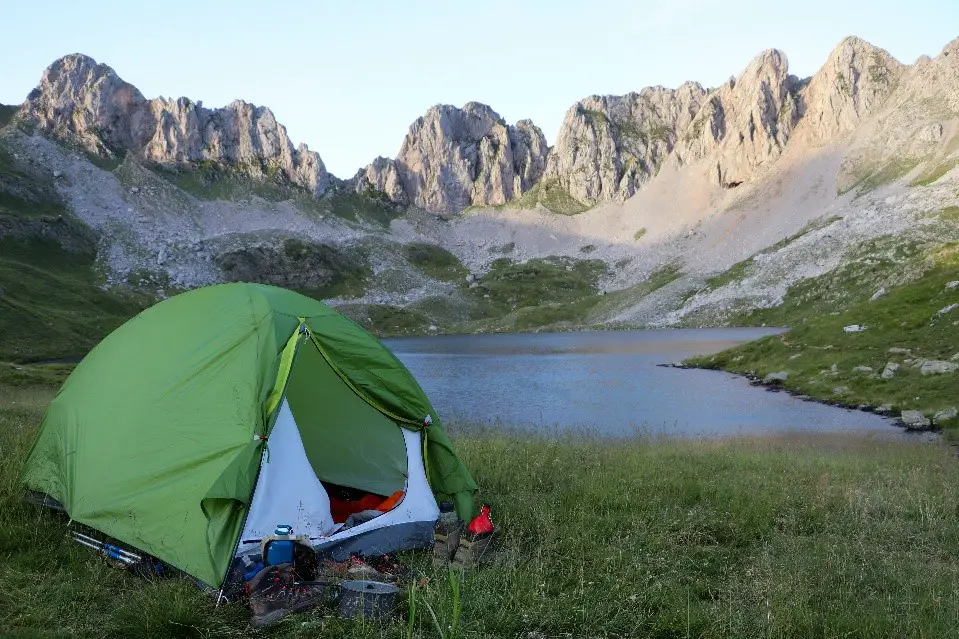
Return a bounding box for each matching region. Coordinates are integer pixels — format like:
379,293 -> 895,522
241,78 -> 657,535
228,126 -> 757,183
265,524 -> 295,565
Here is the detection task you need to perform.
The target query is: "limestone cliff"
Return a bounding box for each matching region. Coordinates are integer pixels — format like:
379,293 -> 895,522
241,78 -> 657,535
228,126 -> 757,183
354,102 -> 548,213
18,54 -> 332,196
673,49 -> 802,188
542,83 -> 706,203
838,37 -> 959,191
796,36 -> 904,144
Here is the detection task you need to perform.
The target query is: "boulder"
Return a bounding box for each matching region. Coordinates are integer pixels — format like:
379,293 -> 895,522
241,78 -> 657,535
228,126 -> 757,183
853,366 -> 874,373
880,362 -> 900,379
763,371 -> 789,384
933,407 -> 958,424
888,347 -> 911,354
919,360 -> 958,375
935,303 -> 959,317
843,324 -> 867,333
945,281 -> 959,289
901,410 -> 931,430
869,288 -> 887,301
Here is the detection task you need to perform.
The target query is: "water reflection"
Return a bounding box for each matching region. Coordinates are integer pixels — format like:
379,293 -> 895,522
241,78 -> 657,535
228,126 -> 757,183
385,329 -> 920,440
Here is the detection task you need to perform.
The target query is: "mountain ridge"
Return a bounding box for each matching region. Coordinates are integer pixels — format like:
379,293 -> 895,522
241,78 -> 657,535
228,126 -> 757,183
8,35 -> 939,215
0,33 -> 957,342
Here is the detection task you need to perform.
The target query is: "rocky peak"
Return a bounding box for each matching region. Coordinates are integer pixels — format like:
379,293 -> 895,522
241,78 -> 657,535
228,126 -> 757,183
23,54 -> 149,156
353,156 -> 407,203
675,48 -> 801,187
542,82 -> 707,204
797,36 -> 904,143
837,35 -> 959,192
921,37 -> 959,111
18,54 -> 331,196
354,102 -> 547,213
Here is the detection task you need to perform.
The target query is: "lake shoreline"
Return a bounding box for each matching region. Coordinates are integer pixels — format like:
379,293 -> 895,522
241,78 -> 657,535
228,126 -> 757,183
663,361 -> 940,437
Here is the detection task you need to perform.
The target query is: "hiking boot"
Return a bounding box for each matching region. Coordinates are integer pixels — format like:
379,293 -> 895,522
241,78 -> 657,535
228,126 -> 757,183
432,512 -> 461,566
449,529 -> 496,569
248,563 -> 328,628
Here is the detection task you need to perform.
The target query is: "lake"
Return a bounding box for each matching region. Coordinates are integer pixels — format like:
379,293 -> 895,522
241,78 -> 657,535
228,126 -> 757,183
385,328 -> 917,439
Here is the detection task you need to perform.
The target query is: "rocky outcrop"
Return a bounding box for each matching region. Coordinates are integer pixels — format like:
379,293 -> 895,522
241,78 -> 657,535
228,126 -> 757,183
796,37 -> 904,143
354,156 -> 407,203
838,37 -> 959,191
354,103 -> 548,213
18,54 -> 332,196
543,49 -> 805,202
674,49 -> 802,188
542,84 -> 706,203
216,238 -> 368,293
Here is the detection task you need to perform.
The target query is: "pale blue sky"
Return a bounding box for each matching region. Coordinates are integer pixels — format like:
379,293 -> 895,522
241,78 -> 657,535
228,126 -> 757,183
1,1 -> 957,177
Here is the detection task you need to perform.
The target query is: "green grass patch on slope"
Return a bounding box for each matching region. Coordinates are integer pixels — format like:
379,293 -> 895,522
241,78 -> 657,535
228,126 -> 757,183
216,238 -> 372,300
0,238 -> 152,363
318,189 -> 402,227
150,161 -> 401,226
840,157 -> 920,196
705,257 -> 753,291
338,303 -> 436,337
587,263 -> 682,322
403,242 -> 469,282
468,256 -> 609,330
728,235 -> 925,328
687,243 -> 959,422
910,159 -> 959,187
513,179 -> 589,215
0,362 -> 74,387
151,159 -> 300,202
940,205 -> 959,222
0,143 -> 66,218
5,390 -> 959,636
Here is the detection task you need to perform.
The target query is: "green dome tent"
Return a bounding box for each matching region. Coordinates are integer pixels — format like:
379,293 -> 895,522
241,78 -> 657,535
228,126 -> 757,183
21,283 -> 477,588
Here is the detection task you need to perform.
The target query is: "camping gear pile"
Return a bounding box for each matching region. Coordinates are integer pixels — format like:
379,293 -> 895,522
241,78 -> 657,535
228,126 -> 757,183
20,283 -> 486,628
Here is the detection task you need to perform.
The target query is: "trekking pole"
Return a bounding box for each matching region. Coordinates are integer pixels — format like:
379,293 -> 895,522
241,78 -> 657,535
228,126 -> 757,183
73,535 -> 136,565
71,532 -> 140,565
73,531 -> 142,561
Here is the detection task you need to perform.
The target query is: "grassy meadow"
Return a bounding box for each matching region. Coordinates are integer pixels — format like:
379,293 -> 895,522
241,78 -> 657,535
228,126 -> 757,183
2,383 -> 959,637
686,219 -> 959,427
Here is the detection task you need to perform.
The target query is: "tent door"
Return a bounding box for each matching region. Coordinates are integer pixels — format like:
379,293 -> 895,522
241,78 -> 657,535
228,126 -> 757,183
237,399 -> 336,547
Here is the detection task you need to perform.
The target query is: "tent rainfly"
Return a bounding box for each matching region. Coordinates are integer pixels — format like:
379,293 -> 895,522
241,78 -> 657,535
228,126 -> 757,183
21,283 -> 477,587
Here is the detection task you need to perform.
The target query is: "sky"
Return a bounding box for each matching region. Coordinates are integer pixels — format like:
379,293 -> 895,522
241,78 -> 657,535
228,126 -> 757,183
1,0 -> 957,177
